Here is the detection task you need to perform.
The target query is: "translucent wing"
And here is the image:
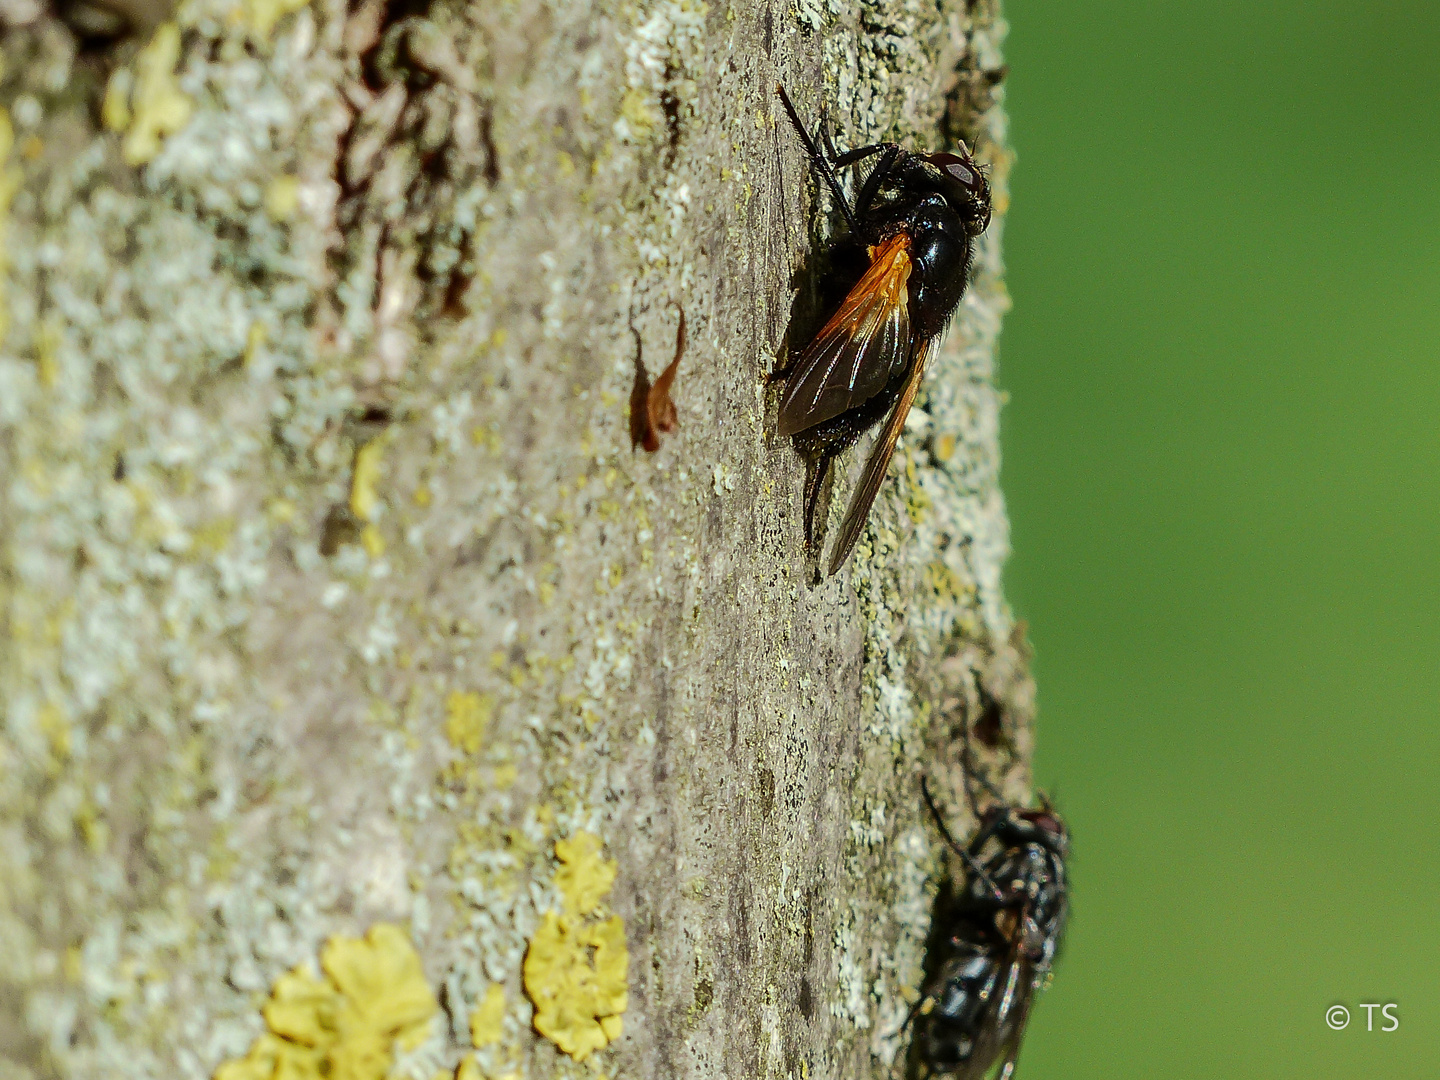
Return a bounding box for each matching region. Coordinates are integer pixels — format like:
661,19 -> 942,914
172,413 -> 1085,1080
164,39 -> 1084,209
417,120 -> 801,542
826,336 -> 937,575
953,953 -> 1036,1080
777,233 -> 914,437
988,965 -> 1039,1080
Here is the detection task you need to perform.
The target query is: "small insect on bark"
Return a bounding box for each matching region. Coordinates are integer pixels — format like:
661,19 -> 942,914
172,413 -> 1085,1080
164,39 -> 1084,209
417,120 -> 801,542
773,85 -> 992,574
908,776 -> 1068,1079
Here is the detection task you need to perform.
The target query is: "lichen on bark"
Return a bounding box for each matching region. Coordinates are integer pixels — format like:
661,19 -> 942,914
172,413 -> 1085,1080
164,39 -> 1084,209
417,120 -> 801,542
0,0 -> 1030,1077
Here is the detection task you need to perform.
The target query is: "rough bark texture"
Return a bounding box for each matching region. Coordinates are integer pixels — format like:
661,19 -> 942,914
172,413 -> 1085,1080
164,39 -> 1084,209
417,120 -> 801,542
0,0 -> 1031,1078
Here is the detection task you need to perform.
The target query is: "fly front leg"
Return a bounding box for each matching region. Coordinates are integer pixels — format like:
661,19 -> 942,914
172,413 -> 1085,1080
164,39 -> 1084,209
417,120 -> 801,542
852,146 -> 901,219
922,776 -> 1007,902
776,84 -> 860,233
833,144 -> 887,169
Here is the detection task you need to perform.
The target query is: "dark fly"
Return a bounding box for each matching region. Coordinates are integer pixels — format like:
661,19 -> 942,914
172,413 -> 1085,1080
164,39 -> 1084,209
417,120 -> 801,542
774,85 -> 992,574
910,777 -> 1068,1079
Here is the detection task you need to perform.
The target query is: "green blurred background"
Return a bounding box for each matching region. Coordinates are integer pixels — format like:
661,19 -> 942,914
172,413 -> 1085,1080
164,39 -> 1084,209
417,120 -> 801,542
998,1 -> 1440,1076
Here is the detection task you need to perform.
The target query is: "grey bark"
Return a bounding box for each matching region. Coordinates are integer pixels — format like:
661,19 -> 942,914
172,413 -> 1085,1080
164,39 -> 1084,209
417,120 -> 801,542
0,0 -> 1032,1078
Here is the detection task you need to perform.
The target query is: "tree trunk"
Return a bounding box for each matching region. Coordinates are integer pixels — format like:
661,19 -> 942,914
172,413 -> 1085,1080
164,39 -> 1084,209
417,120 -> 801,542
0,0 -> 1029,1077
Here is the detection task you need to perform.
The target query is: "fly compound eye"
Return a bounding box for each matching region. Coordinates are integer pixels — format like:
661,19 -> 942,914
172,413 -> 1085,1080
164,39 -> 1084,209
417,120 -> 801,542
927,152 -> 983,193
946,161 -> 978,189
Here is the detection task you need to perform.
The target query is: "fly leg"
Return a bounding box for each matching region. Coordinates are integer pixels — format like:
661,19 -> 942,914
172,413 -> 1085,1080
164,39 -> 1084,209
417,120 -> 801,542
767,357 -> 797,384
802,451 -> 836,553
822,124 -> 895,214
833,144 -> 887,169
923,776 -> 1006,902
886,992 -> 933,1040
852,146 -> 901,219
776,84 -> 861,233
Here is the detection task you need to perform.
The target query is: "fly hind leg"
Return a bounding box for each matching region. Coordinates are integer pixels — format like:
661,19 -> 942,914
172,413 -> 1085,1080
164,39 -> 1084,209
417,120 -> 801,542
802,451 -> 837,554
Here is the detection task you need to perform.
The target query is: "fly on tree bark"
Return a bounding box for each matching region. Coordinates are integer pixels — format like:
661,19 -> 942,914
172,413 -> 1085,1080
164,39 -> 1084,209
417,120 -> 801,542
907,776 -> 1069,1079
774,85 -> 992,575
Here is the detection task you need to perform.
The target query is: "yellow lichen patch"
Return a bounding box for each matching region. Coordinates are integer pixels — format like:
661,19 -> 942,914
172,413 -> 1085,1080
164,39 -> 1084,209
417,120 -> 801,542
243,322 -> 268,367
74,798 -> 110,852
617,89 -> 658,138
264,175 -> 301,220
215,1032 -> 324,1080
522,833 -> 627,1061
444,690 -> 492,754
106,23 -> 194,166
350,439 -> 386,522
523,913 -> 627,1061
192,516 -> 236,553
35,701 -> 70,763
33,317 -> 60,388
63,945 -> 84,984
101,69 -> 133,132
322,925 -> 437,1049
553,832 -> 616,918
360,524 -> 386,558
214,924 -> 437,1080
469,982 -> 506,1047
454,1059 -> 515,1080
925,560 -> 970,606
240,0 -> 311,39
258,965 -> 341,1045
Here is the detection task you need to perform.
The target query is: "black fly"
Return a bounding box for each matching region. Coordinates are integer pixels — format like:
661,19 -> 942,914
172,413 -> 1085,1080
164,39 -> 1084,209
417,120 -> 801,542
774,85 -> 992,574
909,775 -> 1068,1079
